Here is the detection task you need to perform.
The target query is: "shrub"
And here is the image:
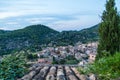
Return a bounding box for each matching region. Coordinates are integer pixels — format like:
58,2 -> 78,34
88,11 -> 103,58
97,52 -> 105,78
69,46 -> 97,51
0,53 -> 28,80
78,52 -> 120,79
27,53 -> 38,60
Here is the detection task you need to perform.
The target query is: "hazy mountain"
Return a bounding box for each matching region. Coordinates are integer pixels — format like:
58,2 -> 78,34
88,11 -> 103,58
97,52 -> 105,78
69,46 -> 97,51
0,24 -> 99,55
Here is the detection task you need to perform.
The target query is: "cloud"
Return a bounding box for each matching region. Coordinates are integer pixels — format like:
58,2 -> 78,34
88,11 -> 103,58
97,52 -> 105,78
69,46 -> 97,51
47,15 -> 100,31
0,14 -> 101,31
0,0 -> 105,20
0,12 -> 24,19
0,0 -> 119,31
6,22 -> 19,25
26,17 -> 57,24
28,20 -> 43,24
0,27 -> 7,30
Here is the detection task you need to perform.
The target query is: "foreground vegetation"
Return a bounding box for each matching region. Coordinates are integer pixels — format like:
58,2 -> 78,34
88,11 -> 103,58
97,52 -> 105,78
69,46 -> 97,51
0,53 -> 28,80
78,52 -> 120,80
97,0 -> 120,59
87,0 -> 120,79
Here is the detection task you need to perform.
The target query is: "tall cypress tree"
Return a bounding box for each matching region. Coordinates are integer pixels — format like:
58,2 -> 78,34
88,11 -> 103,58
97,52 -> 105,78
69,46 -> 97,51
97,0 -> 120,59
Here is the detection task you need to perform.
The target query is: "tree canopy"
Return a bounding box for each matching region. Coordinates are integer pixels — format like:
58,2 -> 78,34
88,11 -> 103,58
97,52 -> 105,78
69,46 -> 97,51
97,0 -> 120,59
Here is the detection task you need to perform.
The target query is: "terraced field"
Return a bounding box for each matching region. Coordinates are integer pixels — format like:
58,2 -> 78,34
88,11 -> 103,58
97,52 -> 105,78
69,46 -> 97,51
18,64 -> 94,80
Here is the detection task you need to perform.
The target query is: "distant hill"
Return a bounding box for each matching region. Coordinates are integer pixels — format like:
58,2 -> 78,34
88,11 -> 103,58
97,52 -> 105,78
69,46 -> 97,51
0,30 -> 9,34
53,24 -> 99,46
0,24 -> 99,55
0,25 -> 59,55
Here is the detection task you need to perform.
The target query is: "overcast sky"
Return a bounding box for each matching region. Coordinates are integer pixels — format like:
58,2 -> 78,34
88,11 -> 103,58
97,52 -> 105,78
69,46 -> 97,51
0,0 -> 120,31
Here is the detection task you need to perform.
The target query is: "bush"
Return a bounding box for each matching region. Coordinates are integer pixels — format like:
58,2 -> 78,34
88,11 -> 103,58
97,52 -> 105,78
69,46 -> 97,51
27,53 -> 38,60
78,52 -> 120,79
0,53 -> 28,80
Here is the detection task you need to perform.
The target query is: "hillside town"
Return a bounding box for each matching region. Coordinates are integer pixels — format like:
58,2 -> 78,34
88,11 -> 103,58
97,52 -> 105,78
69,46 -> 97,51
37,42 -> 98,66
19,42 -> 98,80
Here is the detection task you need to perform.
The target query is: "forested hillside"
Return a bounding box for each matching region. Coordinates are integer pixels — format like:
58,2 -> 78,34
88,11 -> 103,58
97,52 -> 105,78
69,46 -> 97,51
54,24 -> 99,46
0,24 -> 99,55
0,25 -> 59,55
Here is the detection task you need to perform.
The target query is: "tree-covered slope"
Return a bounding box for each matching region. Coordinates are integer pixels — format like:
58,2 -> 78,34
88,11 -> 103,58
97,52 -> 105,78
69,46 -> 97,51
53,24 -> 99,46
0,24 -> 99,55
0,24 -> 59,55
0,30 -> 10,35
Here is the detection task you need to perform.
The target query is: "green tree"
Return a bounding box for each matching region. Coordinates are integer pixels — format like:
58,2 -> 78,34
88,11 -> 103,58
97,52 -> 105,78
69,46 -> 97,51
27,53 -> 38,60
97,0 -> 120,59
0,53 -> 28,80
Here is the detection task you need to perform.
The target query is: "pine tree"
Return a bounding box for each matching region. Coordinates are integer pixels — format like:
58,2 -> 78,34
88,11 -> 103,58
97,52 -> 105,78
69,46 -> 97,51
97,0 -> 120,59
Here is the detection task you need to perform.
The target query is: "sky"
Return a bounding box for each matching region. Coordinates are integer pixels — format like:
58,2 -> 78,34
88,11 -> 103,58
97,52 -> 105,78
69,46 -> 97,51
0,0 -> 120,31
